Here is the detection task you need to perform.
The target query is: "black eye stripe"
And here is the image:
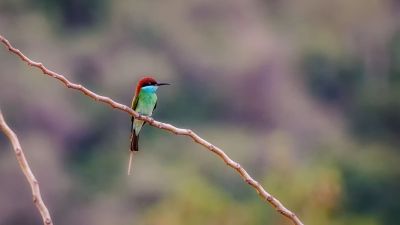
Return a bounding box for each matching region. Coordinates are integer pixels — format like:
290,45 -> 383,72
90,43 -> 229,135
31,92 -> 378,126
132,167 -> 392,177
142,81 -> 157,87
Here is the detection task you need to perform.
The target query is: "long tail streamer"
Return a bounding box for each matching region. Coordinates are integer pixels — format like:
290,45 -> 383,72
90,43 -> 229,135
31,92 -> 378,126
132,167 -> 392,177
127,151 -> 135,175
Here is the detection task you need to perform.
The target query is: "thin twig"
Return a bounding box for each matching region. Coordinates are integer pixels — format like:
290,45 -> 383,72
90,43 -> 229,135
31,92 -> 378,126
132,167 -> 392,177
0,110 -> 54,225
0,34 -> 304,225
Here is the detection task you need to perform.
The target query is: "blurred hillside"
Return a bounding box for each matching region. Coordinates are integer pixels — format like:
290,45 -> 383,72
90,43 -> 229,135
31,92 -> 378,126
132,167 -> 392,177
1,1 -> 400,225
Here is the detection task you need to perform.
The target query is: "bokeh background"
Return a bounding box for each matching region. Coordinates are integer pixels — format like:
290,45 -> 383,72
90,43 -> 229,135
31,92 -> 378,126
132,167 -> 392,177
1,0 -> 400,225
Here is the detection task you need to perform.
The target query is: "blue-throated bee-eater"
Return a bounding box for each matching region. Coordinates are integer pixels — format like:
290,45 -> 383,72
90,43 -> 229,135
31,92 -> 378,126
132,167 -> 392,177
128,76 -> 169,174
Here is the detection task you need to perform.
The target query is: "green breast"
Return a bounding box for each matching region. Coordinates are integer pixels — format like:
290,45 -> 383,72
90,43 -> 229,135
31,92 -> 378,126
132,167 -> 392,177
136,91 -> 157,116
134,91 -> 157,134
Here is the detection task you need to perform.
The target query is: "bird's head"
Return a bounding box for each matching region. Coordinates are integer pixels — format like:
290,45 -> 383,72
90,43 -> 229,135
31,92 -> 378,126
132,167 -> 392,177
136,76 -> 170,95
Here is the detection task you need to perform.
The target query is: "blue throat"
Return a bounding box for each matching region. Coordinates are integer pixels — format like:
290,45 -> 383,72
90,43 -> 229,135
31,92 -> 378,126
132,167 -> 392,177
141,85 -> 158,93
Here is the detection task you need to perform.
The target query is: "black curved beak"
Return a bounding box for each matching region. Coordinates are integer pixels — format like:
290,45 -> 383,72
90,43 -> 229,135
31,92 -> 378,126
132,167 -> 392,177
157,83 -> 170,86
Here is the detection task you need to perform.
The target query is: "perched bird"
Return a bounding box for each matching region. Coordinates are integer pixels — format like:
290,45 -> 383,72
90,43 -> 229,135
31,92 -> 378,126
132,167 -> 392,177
128,76 -> 169,174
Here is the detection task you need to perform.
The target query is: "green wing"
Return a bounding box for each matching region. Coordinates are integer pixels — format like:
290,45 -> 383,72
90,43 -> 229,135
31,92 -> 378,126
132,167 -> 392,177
130,94 -> 139,132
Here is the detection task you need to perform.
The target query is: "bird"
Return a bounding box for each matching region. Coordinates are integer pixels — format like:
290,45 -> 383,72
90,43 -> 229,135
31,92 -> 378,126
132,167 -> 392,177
128,76 -> 170,175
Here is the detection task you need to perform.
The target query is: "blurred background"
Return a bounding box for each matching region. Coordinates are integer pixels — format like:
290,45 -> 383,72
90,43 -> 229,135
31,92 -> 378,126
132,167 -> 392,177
0,0 -> 400,225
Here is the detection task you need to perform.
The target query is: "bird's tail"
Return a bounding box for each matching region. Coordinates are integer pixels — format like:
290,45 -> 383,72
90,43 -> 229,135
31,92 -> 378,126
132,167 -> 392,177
127,150 -> 135,175
128,132 -> 139,175
130,132 -> 139,151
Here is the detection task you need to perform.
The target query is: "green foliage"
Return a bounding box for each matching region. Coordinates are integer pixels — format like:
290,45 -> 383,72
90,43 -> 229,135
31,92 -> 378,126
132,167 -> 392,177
303,34 -> 400,147
138,176 -> 263,225
303,53 -> 363,105
341,148 -> 400,225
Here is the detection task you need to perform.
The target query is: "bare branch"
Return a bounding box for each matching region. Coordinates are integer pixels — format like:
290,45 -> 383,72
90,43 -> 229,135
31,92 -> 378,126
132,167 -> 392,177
0,110 -> 54,225
0,34 -> 304,225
